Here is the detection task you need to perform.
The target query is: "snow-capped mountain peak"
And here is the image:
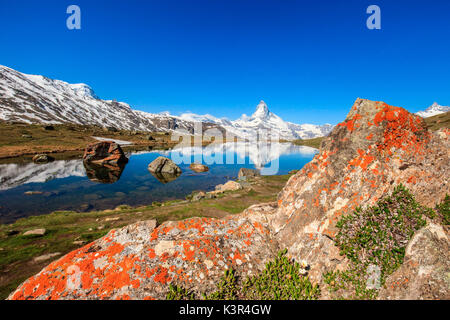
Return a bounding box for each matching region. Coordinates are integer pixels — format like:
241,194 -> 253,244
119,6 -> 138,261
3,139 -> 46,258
252,100 -> 270,119
416,102 -> 450,118
69,83 -> 98,99
179,101 -> 334,141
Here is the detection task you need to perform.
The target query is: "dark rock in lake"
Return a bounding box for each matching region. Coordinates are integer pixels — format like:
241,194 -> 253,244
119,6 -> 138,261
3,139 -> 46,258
83,141 -> 128,165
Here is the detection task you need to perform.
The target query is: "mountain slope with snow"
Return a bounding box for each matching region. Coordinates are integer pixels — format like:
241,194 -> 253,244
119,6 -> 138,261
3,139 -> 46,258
0,65 -> 333,140
0,65 -> 205,133
416,102 -> 450,118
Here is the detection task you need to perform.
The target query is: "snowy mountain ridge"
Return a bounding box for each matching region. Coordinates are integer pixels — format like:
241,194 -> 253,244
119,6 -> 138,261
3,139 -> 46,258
416,102 -> 450,118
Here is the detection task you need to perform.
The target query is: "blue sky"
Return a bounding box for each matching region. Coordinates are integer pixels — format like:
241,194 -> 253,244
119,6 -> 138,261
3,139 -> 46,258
0,0 -> 449,124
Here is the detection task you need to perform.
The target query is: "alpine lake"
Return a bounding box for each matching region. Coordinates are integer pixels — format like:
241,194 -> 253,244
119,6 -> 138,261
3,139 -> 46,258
0,142 -> 318,224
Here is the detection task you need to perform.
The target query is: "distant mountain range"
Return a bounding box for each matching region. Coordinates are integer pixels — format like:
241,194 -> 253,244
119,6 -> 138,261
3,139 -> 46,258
0,65 -> 335,141
415,102 -> 450,118
179,101 -> 334,140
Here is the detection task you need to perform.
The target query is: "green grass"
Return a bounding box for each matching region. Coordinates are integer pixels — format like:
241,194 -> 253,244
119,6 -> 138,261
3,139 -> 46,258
291,137 -> 324,149
167,250 -> 320,300
435,194 -> 450,225
323,185 -> 436,299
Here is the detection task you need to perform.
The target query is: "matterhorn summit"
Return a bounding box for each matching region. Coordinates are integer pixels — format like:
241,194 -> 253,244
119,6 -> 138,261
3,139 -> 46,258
416,102 -> 450,118
252,100 -> 270,119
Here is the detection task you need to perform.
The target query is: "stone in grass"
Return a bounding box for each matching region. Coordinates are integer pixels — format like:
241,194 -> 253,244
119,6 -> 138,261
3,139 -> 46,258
192,191 -> 207,201
238,168 -> 260,181
215,180 -> 243,193
33,253 -> 61,263
23,229 -> 46,236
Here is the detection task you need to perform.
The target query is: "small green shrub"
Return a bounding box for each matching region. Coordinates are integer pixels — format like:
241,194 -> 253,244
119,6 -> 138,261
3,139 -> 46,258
166,284 -> 195,300
435,194 -> 449,225
204,269 -> 238,300
242,249 -> 320,300
166,250 -> 320,300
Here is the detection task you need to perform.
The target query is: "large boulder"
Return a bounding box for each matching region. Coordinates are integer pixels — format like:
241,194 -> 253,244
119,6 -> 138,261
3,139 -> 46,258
270,98 -> 450,283
148,156 -> 181,175
8,99 -> 450,300
83,141 -> 128,165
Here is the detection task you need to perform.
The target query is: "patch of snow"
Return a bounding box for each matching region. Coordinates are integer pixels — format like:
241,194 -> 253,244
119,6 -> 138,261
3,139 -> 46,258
92,136 -> 133,146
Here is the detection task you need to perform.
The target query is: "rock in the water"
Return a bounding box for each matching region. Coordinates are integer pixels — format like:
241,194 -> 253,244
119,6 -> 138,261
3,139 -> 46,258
83,141 -> 128,165
238,168 -> 260,180
23,229 -> 46,236
189,163 -> 209,173
32,154 -> 54,164
215,180 -> 243,193
378,223 -> 450,300
148,156 -> 181,175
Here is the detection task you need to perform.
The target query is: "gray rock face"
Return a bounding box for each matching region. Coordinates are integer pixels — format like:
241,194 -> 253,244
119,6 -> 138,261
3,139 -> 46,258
379,223 -> 450,300
148,156 -> 182,175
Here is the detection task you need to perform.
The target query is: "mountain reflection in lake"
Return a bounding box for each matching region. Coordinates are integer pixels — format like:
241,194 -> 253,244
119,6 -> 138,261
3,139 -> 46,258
0,143 -> 318,223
